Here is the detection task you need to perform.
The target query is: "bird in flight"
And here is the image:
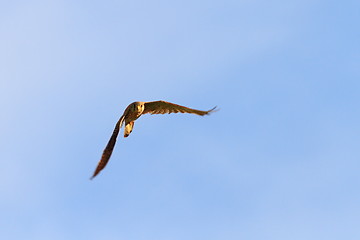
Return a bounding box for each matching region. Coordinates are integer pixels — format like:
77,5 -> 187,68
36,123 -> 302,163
91,100 -> 217,179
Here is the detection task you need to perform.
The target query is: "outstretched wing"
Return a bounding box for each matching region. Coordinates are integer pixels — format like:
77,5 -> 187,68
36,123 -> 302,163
91,116 -> 124,179
143,101 -> 217,116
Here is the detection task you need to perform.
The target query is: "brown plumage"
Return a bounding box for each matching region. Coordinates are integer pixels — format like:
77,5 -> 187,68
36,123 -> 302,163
91,100 -> 217,179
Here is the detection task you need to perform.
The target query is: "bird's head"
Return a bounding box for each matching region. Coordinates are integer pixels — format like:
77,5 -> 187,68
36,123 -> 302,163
132,101 -> 145,113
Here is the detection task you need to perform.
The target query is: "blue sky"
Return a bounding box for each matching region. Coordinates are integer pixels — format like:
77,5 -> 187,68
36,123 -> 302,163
1,0 -> 359,239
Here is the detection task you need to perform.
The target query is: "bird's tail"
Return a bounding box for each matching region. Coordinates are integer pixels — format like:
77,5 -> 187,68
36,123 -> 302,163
124,121 -> 134,137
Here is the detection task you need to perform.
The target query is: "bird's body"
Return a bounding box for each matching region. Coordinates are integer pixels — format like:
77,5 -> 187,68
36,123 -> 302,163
122,102 -> 145,137
91,100 -> 217,179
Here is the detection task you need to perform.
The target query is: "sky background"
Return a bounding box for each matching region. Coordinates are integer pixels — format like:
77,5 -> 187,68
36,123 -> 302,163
1,0 -> 360,239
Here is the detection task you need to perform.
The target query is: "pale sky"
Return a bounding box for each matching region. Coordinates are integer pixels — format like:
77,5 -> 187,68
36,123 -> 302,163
1,0 -> 360,239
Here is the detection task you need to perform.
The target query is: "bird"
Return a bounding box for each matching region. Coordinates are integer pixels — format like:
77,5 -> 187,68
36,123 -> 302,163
91,100 -> 217,179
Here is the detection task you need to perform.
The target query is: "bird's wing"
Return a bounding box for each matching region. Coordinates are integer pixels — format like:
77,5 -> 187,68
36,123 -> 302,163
143,101 -> 217,116
91,116 -> 125,179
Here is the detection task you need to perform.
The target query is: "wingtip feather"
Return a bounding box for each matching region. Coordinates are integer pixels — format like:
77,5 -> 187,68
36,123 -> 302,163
207,106 -> 218,114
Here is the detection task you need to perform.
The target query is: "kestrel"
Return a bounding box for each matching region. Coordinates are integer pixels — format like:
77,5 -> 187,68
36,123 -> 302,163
91,100 -> 217,179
